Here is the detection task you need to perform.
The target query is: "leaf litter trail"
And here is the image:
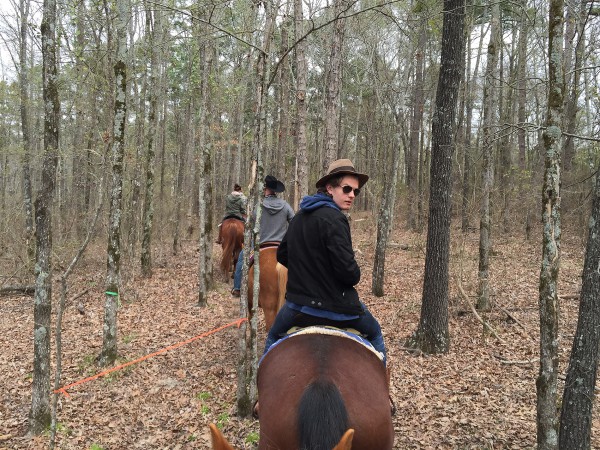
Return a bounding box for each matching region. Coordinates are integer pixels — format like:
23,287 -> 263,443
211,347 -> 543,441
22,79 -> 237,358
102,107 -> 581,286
0,218 -> 597,449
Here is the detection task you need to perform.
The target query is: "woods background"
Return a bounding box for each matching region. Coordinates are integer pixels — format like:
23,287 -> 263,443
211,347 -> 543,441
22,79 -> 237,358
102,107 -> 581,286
0,0 -> 599,448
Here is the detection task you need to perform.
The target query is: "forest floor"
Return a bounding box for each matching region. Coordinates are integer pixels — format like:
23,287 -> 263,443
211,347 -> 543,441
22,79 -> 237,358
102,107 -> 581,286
0,212 -> 597,449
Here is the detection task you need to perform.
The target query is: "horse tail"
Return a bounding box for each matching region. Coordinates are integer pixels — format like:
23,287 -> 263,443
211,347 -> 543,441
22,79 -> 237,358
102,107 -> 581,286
275,262 -> 287,312
297,379 -> 349,450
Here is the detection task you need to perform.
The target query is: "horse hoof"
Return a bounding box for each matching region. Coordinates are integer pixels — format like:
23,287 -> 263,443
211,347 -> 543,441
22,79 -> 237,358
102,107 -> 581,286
231,289 -> 240,297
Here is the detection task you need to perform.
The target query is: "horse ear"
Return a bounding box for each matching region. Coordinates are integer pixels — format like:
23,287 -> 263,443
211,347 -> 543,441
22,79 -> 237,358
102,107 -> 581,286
209,423 -> 236,450
332,429 -> 355,450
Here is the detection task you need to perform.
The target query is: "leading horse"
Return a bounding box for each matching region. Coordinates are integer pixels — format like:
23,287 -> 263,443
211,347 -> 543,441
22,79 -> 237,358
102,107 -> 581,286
219,218 -> 244,280
211,329 -> 394,450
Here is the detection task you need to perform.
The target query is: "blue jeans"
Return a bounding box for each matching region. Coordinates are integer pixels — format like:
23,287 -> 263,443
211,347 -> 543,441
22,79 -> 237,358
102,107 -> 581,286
264,302 -> 387,366
233,250 -> 244,291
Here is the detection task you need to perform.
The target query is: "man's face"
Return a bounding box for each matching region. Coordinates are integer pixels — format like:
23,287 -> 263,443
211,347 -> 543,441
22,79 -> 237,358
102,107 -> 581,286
327,175 -> 360,211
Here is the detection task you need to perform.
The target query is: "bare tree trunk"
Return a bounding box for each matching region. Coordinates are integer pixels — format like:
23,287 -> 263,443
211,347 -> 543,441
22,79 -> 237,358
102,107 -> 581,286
19,0 -> 34,263
140,7 -> 160,278
406,0 -> 464,354
407,17 -> 426,232
477,0 -> 500,312
372,145 -> 401,296
99,0 -> 128,368
516,0 -> 527,176
294,0 -> 308,209
29,0 -> 59,434
126,19 -> 147,257
562,0 -> 586,172
173,102 -> 191,255
237,1 -> 275,418
196,33 -> 214,307
72,0 -> 87,239
536,0 -> 564,448
558,168 -> 600,448
462,10 -> 486,233
276,14 -> 291,182
323,0 -> 349,168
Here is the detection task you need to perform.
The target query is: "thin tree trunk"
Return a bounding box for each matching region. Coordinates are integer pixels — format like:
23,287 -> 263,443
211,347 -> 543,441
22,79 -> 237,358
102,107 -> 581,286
517,0 -> 527,174
19,0 -> 34,263
406,0 -> 465,354
536,0 -> 564,447
140,7 -> 160,278
237,1 -> 275,418
323,0 -> 349,168
276,14 -> 291,182
294,0 -> 308,209
372,145 -> 401,296
173,102 -> 191,255
72,0 -> 87,239
197,35 -> 214,307
563,0 -> 586,172
30,0 -> 59,434
477,0 -> 500,312
407,17 -> 426,232
99,0 -> 128,367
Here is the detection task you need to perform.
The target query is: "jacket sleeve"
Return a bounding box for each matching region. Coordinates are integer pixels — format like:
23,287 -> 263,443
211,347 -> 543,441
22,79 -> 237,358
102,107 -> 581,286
325,214 -> 360,286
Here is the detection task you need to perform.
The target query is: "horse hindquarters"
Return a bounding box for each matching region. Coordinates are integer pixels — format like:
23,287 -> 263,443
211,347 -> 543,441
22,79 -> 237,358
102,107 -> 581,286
248,247 -> 283,331
258,334 -> 394,450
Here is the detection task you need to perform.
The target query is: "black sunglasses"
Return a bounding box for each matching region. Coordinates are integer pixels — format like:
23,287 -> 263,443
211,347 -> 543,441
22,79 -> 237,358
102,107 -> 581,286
341,185 -> 360,196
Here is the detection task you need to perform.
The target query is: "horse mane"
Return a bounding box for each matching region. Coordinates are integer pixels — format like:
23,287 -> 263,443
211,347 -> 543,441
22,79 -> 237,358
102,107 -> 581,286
297,379 -> 349,450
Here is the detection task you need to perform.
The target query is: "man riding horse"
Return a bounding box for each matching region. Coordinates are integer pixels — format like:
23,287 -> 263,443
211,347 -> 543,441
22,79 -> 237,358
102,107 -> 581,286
265,159 -> 387,364
216,183 -> 247,245
231,175 -> 294,297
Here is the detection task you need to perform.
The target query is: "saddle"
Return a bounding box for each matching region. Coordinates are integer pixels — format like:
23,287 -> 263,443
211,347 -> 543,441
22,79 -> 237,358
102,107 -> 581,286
263,325 -> 383,363
223,214 -> 245,222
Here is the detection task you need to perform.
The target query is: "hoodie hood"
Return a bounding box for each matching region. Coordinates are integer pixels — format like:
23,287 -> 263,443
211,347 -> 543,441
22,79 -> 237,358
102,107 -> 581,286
262,196 -> 290,215
299,192 -> 340,212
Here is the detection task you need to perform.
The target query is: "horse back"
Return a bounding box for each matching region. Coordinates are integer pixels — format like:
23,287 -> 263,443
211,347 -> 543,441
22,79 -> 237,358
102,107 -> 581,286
257,333 -> 393,450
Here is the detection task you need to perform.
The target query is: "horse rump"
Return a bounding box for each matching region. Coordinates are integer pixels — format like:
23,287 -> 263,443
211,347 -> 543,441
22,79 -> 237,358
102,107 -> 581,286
297,379 -> 349,450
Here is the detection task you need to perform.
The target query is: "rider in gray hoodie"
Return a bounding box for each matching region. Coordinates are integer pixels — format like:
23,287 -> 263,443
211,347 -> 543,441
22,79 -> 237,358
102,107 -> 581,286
231,175 -> 294,296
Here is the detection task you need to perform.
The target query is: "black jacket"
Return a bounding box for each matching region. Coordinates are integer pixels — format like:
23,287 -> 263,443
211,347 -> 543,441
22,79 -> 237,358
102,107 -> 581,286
277,205 -> 363,315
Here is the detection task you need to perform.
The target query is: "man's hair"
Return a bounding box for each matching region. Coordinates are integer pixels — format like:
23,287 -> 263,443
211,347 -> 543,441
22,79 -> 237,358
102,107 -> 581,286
234,183 -> 242,191
317,175 -> 344,194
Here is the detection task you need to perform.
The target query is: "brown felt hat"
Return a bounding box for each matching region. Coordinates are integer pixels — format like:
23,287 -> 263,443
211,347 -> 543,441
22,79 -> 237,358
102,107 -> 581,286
316,159 -> 369,189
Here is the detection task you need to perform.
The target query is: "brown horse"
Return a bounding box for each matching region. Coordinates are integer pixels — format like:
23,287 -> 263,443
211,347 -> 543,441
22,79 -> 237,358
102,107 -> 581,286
248,245 -> 287,331
210,328 -> 393,450
219,218 -> 244,279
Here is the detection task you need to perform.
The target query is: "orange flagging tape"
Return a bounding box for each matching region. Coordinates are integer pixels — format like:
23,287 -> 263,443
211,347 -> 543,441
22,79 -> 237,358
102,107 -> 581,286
54,317 -> 248,397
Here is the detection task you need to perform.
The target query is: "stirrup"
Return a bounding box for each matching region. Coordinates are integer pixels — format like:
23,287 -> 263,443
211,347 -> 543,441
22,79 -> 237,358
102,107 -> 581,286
390,395 -> 396,416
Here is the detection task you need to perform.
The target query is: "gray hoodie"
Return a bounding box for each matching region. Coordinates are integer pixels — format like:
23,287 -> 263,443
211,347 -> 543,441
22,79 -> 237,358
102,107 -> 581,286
254,195 -> 295,243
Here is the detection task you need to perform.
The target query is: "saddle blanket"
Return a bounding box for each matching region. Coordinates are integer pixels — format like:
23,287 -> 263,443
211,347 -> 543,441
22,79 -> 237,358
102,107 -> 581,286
260,325 -> 384,365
